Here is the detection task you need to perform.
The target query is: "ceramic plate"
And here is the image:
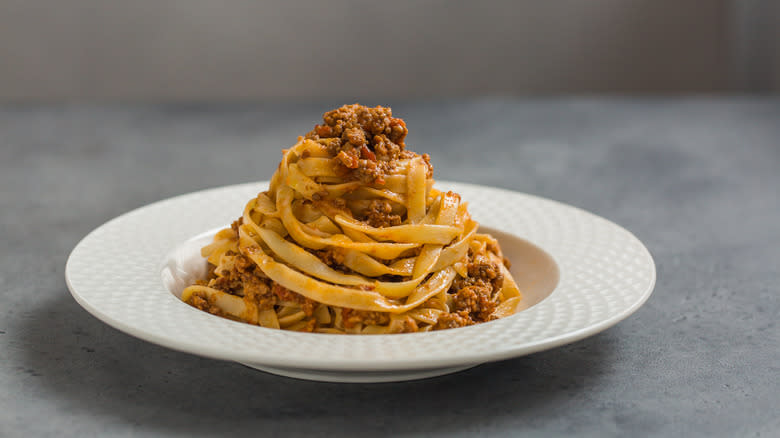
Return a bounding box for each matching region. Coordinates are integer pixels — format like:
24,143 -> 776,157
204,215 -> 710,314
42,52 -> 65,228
65,181 -> 655,382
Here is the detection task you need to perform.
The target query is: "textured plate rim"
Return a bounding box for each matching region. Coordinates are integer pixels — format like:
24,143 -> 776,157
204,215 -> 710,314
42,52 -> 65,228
65,181 -> 656,371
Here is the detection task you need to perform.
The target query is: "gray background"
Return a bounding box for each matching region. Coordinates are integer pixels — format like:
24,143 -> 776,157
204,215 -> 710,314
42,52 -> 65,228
1,0 -> 780,100
1,99 -> 778,436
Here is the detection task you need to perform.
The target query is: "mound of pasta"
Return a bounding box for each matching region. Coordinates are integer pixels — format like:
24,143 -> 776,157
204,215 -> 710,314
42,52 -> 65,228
182,104 -> 522,333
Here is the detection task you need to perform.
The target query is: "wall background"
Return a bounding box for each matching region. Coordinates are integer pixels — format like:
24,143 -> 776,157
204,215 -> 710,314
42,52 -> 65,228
0,0 -> 777,101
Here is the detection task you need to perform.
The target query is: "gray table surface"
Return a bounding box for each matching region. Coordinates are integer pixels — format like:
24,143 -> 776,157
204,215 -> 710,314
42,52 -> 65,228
1,99 -> 778,437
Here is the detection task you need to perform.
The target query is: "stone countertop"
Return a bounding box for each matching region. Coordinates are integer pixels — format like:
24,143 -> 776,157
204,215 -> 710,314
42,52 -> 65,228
1,99 -> 777,437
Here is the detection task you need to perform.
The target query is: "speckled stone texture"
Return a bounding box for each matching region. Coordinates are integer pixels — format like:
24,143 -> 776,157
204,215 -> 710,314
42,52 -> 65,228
1,99 -> 778,437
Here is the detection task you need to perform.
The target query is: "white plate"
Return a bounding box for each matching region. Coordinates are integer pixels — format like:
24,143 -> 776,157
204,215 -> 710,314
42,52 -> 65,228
65,181 -> 655,382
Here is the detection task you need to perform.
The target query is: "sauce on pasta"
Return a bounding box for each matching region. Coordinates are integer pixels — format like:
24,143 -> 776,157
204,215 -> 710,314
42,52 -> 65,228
181,104 -> 522,333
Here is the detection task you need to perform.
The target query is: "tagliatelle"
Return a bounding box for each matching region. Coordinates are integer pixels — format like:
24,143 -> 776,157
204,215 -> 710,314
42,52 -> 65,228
181,104 -> 522,334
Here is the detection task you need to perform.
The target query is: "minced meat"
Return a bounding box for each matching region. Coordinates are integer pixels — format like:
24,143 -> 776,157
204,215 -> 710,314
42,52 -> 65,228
451,285 -> 499,322
272,283 -> 317,316
188,292 -> 224,316
209,253 -> 276,310
305,104 -> 414,183
313,247 -> 346,267
434,312 -> 474,330
392,316 -> 419,334
361,199 -> 402,228
466,253 -> 504,292
341,308 -> 391,329
436,249 -> 505,327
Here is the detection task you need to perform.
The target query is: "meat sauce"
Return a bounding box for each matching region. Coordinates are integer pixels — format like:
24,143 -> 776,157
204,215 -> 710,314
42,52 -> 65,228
305,103 -> 433,184
203,104 -> 506,332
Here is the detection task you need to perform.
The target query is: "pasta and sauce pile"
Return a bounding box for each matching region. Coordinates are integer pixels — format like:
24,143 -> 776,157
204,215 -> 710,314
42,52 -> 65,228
182,104 -> 522,333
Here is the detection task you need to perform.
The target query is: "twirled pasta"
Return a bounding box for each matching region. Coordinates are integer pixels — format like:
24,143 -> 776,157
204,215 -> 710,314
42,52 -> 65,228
182,104 -> 522,333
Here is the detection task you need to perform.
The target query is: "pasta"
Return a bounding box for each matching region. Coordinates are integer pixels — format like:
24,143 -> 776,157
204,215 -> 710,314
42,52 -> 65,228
181,104 -> 522,333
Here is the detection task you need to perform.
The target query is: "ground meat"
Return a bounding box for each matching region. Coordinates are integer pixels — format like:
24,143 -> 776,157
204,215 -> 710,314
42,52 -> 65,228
313,247 -> 346,267
206,250 -> 318,315
272,283 -> 317,316
305,104 -> 414,183
467,253 -> 504,292
361,199 -> 402,228
312,247 -> 355,274
451,285 -> 499,322
210,274 -> 242,295
230,217 -> 243,237
335,149 -> 360,169
311,104 -> 407,147
233,252 -> 254,272
188,292 -> 224,316
344,126 -> 366,146
434,312 -> 474,330
436,250 -> 505,327
341,308 -> 391,329
239,272 -> 275,310
335,148 -> 383,183
210,255 -> 245,295
420,152 -> 434,178
208,253 -> 277,309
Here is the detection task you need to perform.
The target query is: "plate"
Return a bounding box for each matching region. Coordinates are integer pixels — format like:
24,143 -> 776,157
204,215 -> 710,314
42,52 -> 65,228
65,181 -> 656,382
